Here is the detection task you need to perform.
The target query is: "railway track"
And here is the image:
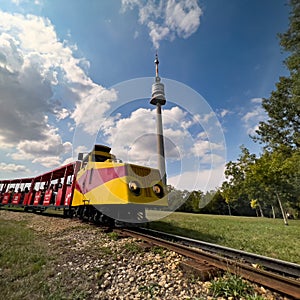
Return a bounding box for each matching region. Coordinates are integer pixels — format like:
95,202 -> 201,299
118,227 -> 300,299
2,207 -> 300,298
137,227 -> 300,278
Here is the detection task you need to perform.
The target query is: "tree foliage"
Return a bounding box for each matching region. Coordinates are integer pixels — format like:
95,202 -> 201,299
255,0 -> 300,150
169,2 -> 300,218
177,190 -> 202,213
199,190 -> 228,215
220,1 -> 300,221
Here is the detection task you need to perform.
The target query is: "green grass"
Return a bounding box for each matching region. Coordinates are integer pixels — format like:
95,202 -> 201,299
0,219 -> 56,299
123,241 -> 144,253
209,273 -> 253,299
0,206 -> 64,215
209,272 -> 267,300
0,217 -> 99,300
147,211 -> 300,263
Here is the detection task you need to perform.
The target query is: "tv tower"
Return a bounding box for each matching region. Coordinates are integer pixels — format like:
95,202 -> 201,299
150,54 -> 167,185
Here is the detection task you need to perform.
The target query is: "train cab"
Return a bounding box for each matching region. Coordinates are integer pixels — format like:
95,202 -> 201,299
73,145 -> 167,224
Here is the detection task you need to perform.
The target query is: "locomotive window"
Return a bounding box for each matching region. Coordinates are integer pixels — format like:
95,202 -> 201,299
93,155 -> 109,162
82,155 -> 88,168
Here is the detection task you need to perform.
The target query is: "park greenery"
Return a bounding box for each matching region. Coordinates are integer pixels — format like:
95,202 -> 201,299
171,0 -> 300,222
148,212 -> 300,263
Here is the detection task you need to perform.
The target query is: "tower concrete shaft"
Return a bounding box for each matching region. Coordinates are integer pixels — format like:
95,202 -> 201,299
150,54 -> 167,185
155,103 -> 167,185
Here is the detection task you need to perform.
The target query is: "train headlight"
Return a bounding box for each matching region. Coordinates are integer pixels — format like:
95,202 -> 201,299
153,184 -> 164,198
128,181 -> 141,196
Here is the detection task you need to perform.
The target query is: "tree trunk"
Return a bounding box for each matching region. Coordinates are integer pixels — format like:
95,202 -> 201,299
227,203 -> 232,216
271,205 -> 276,219
258,203 -> 264,217
275,191 -> 288,225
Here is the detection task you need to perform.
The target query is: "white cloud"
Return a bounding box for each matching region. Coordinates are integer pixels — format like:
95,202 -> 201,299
163,106 -> 187,125
251,97 -> 263,104
9,127 -> 72,167
192,111 -> 215,124
165,0 -> 201,38
190,140 -> 224,158
103,108 -> 157,163
11,0 -> 42,5
32,156 -> 62,168
242,98 -> 267,135
148,22 -> 170,49
0,10 -> 117,171
218,109 -> 231,118
103,106 -> 199,165
0,11 -> 75,146
101,105 -> 225,192
0,162 -> 28,173
121,0 -> 202,49
71,86 -> 118,135
168,165 -> 226,192
55,108 -> 70,121
74,145 -> 89,155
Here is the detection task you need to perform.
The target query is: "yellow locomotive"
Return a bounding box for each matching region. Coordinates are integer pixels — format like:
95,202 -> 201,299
73,145 -> 167,225
0,145 -> 167,226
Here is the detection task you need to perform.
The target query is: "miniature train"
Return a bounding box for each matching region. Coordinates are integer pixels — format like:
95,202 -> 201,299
0,145 -> 167,225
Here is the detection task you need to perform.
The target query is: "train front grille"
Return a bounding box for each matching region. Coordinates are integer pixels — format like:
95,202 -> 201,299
142,187 -> 152,198
130,165 -> 151,177
127,164 -> 161,198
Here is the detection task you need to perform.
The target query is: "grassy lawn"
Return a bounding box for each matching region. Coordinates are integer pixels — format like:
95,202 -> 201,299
0,214 -> 103,300
0,219 -> 55,299
147,211 -> 300,264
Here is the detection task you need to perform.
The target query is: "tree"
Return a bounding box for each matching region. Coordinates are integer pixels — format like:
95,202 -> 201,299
255,0 -> 300,150
250,150 -> 294,224
250,199 -> 262,217
221,146 -> 257,216
177,190 -> 202,213
277,149 -> 300,217
167,186 -> 187,211
247,0 -> 300,221
199,190 -> 228,215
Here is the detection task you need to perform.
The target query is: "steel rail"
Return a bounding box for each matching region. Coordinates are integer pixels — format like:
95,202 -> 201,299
119,228 -> 300,299
137,227 -> 300,278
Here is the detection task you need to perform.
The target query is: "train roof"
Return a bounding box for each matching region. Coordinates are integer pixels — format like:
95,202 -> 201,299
0,162 -> 76,185
33,162 -> 75,182
93,144 -> 111,153
0,177 -> 34,185
0,145 -> 111,185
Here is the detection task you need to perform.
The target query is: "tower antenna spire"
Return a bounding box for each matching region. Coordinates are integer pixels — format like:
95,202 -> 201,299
155,52 -> 159,78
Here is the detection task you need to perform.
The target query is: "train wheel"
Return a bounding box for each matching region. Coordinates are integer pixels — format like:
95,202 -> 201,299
93,211 -> 101,224
82,206 -> 89,221
74,207 -> 80,218
69,208 -> 74,218
78,206 -> 84,220
63,208 -> 70,218
100,215 -> 114,227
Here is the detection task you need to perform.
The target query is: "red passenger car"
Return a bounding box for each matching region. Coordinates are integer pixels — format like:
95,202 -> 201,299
0,162 -> 80,216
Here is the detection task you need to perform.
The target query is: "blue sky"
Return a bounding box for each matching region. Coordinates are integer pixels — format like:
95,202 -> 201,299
0,0 -> 290,191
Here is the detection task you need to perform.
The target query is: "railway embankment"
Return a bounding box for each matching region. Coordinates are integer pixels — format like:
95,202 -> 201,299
0,210 -> 293,299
